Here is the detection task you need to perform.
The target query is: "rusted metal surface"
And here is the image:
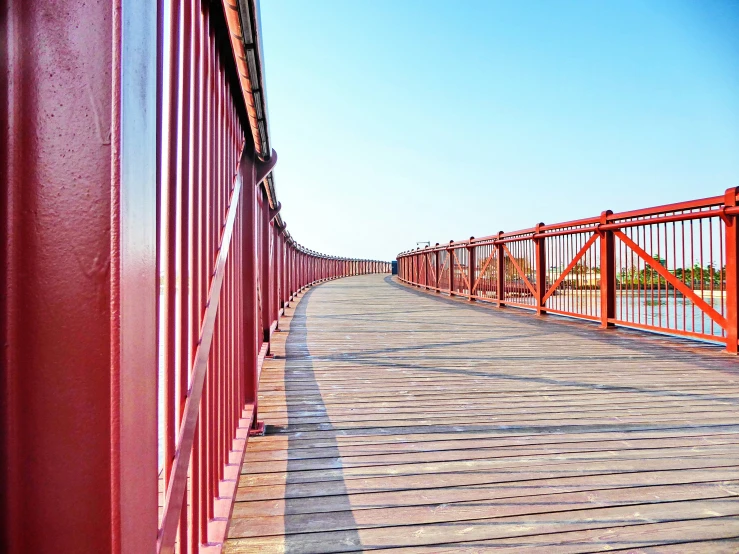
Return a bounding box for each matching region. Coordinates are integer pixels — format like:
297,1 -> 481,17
398,191 -> 739,352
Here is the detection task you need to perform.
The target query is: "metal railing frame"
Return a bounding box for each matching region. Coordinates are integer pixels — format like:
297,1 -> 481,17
1,1 -> 390,553
398,190 -> 739,353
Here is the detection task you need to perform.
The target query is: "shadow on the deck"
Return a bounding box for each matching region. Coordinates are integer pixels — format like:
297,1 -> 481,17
279,286 -> 362,553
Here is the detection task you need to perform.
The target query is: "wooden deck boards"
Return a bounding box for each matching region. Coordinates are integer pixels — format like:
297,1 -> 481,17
224,274 -> 739,553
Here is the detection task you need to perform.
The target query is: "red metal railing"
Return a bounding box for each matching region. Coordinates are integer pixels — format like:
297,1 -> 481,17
156,1 -> 389,552
398,189 -> 739,352
0,0 -> 382,551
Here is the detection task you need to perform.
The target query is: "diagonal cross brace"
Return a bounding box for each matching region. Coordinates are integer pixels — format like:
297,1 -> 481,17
452,249 -> 470,290
471,250 -> 496,294
616,230 -> 727,329
542,233 -> 599,303
501,243 -> 537,297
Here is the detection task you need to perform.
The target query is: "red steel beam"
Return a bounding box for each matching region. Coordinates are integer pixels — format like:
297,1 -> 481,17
2,1 -> 158,552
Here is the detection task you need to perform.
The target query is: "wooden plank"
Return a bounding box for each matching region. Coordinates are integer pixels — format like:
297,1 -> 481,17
239,443 -> 739,488
384,517 -> 739,552
242,435 -> 739,474
231,466 -> 739,518
243,425 -> 739,454
228,480 -> 739,538
225,499 -> 739,552
235,455 -> 739,502
243,428 -> 739,461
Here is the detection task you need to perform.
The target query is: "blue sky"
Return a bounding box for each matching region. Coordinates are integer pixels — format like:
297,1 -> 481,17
259,0 -> 739,262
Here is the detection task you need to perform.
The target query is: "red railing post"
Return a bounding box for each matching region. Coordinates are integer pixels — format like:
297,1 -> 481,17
435,243 -> 441,292
724,187 -> 739,353
287,245 -> 293,300
448,241 -> 455,294
281,233 -> 288,308
273,225 -> 281,322
243,155 -> 262,435
260,190 -> 272,344
468,237 -> 476,301
496,232 -> 506,307
534,223 -> 546,315
423,248 -> 429,289
599,210 -> 616,329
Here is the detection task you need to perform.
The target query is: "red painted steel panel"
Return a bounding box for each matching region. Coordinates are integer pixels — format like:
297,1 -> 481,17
2,0 -> 157,552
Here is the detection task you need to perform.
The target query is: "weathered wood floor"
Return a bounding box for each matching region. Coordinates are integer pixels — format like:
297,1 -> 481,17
224,274 -> 739,553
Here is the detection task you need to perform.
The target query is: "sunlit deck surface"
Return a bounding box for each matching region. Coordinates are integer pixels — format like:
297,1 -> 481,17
224,274 -> 739,553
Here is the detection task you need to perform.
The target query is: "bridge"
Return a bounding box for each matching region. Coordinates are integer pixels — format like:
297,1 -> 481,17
2,1 -> 738,553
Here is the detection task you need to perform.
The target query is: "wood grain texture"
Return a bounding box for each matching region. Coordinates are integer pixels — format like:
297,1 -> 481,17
224,275 -> 739,553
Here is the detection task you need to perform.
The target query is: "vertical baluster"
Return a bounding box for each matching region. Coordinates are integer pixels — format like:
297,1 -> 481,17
163,0 -> 181,505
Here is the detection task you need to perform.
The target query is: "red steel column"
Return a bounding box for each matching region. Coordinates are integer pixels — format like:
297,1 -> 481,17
467,238 -> 476,301
1,1 -> 157,552
724,187 -> 739,353
534,223 -> 546,315
260,189 -> 272,343
284,241 -> 291,305
294,250 -> 298,290
240,152 -> 259,428
271,223 -> 279,323
243,150 -> 276,434
279,232 -> 286,309
599,210 -> 616,329
496,233 -> 506,307
423,252 -> 429,289
293,246 -> 297,293
435,244 -> 441,292
448,242 -> 455,294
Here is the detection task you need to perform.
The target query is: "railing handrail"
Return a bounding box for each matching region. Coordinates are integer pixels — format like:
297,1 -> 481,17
399,193 -> 735,254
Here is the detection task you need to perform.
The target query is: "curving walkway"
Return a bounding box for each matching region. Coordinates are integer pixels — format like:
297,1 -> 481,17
224,274 -> 739,553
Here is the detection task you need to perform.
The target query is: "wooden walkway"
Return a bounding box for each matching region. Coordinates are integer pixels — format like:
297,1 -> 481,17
224,274 -> 739,553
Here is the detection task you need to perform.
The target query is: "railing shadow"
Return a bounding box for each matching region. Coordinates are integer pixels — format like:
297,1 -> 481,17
280,286 -> 362,553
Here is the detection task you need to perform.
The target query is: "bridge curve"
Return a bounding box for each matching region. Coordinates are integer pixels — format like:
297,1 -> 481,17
225,274 -> 739,552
